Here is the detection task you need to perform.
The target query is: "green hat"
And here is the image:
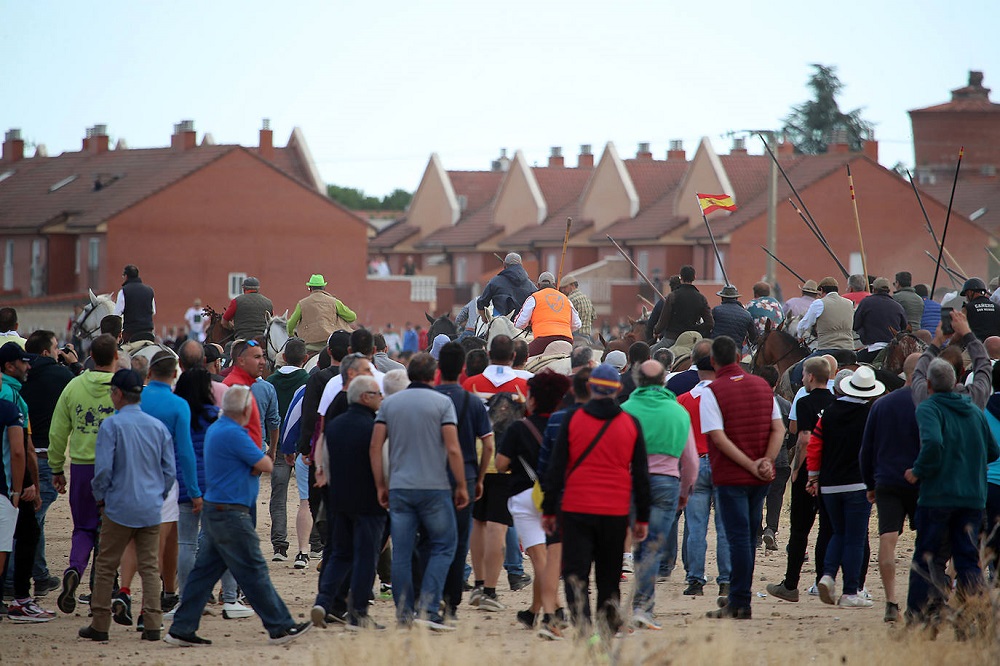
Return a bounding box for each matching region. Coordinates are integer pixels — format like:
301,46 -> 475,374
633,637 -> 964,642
306,274 -> 327,288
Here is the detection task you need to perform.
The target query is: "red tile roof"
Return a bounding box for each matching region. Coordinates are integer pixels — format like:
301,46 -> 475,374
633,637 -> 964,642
589,160 -> 689,242
369,220 -> 419,250
920,176 -> 1000,238
416,170 -> 504,249
0,143 -> 328,233
500,166 -> 594,247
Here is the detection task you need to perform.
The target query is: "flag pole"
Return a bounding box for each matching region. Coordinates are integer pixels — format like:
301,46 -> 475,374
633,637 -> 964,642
846,164 -> 870,291
556,217 -> 572,285
905,169 -> 968,277
760,246 -> 805,283
606,235 -> 665,300
787,198 -> 850,279
931,147 -> 964,297
696,195 -> 731,287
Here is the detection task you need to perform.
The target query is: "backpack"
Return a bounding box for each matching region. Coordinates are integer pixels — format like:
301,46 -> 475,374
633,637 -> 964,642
485,392 -> 526,448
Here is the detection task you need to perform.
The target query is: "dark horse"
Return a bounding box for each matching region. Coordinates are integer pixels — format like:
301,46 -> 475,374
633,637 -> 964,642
203,305 -> 234,347
425,312 -> 458,350
598,316 -> 649,361
875,328 -> 927,377
751,319 -> 810,378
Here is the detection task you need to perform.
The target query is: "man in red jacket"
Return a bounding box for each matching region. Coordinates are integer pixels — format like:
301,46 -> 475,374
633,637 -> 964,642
541,363 -> 650,641
699,336 -> 785,619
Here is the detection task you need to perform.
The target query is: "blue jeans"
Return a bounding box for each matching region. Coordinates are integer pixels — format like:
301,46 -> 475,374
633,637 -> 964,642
389,489 -> 457,623
906,506 -> 984,620
315,512 -> 386,619
171,505 -> 294,638
684,457 -> 731,585
715,484 -> 768,610
444,480 -> 475,610
33,458 -> 58,582
504,524 -> 524,576
633,475 -> 680,613
821,490 -> 872,595
177,502 -> 237,602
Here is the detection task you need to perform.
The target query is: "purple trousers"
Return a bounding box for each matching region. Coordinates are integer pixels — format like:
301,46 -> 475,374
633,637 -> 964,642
68,463 -> 100,575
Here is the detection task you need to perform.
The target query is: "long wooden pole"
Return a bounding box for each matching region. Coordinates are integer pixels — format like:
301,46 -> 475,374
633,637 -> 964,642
923,250 -> 965,284
931,147 -> 964,297
606,235 -> 665,300
760,246 -> 805,283
787,198 -> 850,279
846,164 -> 870,290
556,217 -> 572,285
906,169 -> 968,277
759,133 -> 835,247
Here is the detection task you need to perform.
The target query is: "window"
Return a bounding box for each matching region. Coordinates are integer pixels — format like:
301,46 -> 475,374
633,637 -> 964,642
713,249 -> 726,283
88,238 -> 100,269
546,254 -> 557,274
637,250 -> 650,276
229,272 -> 247,299
30,239 -> 45,297
3,240 -> 13,291
49,174 -> 77,192
75,238 -> 81,275
454,257 -> 467,284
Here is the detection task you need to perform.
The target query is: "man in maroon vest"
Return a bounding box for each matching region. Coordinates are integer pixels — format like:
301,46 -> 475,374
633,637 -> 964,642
699,336 -> 785,619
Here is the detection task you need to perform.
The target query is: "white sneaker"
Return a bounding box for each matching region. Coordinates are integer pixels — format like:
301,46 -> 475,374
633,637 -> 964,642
163,607 -> 177,620
838,594 -> 874,608
817,575 -> 836,606
807,583 -> 819,596
622,553 -> 634,574
222,601 -> 255,619
631,610 -> 662,630
859,587 -> 872,601
478,595 -> 505,612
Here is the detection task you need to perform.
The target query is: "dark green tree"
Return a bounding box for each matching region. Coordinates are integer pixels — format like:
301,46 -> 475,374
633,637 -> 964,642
380,188 -> 412,210
327,184 -> 411,211
783,64 -> 874,154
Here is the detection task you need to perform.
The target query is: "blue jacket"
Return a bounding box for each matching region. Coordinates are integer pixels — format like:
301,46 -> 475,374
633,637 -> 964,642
177,405 -> 219,504
710,302 -> 757,344
477,265 -> 536,316
141,381 -> 201,499
921,298 -> 942,333
859,386 -> 920,490
324,403 -> 385,515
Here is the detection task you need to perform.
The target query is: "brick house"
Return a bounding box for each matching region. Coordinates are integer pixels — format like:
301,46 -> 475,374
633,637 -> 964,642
0,122 -> 431,334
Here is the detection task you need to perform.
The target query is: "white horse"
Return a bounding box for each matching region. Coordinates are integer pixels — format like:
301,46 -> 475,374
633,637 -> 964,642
263,311 -> 289,368
476,311 -> 531,350
73,289 -> 117,352
126,342 -> 179,376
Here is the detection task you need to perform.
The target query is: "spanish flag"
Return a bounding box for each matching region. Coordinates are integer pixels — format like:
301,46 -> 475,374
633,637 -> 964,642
697,193 -> 737,215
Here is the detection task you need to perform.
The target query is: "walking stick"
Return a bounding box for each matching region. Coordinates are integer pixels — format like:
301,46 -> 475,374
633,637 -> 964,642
696,195 -> 730,287
787,198 -> 850,279
556,217 -> 572,285
760,246 -> 805,283
846,164 -> 870,291
906,169 -> 968,278
606,235 -> 665,300
931,147 -> 964,297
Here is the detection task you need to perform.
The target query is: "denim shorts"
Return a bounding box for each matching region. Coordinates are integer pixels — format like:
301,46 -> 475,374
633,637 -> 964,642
295,455 -> 310,501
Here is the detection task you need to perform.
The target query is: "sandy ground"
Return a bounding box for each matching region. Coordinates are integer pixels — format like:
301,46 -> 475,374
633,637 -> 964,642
2,468 -> 997,665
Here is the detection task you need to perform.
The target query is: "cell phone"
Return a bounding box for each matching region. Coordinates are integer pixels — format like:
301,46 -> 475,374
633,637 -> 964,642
940,307 -> 954,335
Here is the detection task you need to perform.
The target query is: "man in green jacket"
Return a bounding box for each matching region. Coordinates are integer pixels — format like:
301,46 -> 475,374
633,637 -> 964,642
49,334 -> 118,614
904,357 -> 1000,625
621,360 -> 699,630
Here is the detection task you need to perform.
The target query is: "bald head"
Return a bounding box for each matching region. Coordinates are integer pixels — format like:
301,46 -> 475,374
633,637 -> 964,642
985,336 -> 1000,360
178,339 -> 205,371
903,353 -> 921,383
821,354 -> 838,377
635,359 -> 666,388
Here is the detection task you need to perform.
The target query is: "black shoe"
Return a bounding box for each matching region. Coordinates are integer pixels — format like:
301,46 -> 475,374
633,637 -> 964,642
78,625 -> 109,641
718,583 -> 731,598
111,591 -> 133,626
57,569 -> 80,614
161,591 -> 180,614
508,573 -> 532,592
706,604 -> 751,619
462,579 -> 474,592
136,612 -> 143,632
683,581 -> 704,596
34,575 -> 61,597
164,630 -> 212,647
269,621 -> 312,645
328,609 -> 349,624
78,592 -> 91,605
516,609 -> 537,629
141,629 -> 161,641
272,546 -> 289,562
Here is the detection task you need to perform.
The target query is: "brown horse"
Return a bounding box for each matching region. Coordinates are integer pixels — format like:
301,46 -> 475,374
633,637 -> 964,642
203,305 -> 234,347
751,319 -> 811,378
875,328 -> 927,376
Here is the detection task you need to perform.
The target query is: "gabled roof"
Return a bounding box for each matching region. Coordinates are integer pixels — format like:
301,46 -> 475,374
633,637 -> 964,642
920,176 -> 1000,238
0,139 -> 332,233
369,219 -> 420,251
500,166 -> 594,246
911,72 -> 1000,114
592,160 -> 688,242
416,170 -> 504,249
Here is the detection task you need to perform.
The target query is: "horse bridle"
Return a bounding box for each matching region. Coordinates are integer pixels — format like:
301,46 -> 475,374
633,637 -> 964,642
752,329 -> 810,370
73,301 -> 108,340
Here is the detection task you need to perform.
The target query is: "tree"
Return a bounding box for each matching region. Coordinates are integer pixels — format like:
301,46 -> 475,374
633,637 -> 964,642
327,184 -> 412,211
380,188 -> 412,211
783,64 -> 874,154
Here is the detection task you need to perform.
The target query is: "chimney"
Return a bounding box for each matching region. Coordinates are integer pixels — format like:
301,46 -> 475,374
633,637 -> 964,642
636,142 -> 653,161
578,144 -> 594,168
862,137 -> 879,162
82,125 -> 110,155
667,139 -> 685,161
730,137 -> 747,155
496,148 -> 510,172
827,127 -> 850,154
777,134 -> 795,156
2,129 -> 24,163
171,120 -> 197,151
548,146 -> 564,168
259,118 -> 274,160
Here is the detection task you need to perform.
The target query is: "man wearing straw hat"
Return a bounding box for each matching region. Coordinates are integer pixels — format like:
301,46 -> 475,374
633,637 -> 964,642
710,286 -> 757,347
559,275 -> 595,342
784,280 -> 819,319
287,274 -> 357,354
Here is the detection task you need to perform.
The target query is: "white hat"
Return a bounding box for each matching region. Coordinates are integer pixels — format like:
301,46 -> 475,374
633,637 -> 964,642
838,365 -> 885,399
605,350 -> 627,371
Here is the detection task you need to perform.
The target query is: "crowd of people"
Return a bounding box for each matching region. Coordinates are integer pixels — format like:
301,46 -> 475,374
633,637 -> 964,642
0,256 -> 999,651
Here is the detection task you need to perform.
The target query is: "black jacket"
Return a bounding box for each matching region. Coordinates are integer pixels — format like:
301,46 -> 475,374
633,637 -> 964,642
121,277 -> 155,336
21,357 -> 75,451
853,292 -> 907,345
654,284 -> 713,339
325,404 -> 385,516
297,365 -> 339,455
477,265 -> 536,316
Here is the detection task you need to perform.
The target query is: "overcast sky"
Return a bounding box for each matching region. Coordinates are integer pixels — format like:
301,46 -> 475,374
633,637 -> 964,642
3,1 -> 998,197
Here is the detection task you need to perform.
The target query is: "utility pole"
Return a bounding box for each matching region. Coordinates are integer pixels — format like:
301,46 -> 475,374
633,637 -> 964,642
724,129 -> 779,284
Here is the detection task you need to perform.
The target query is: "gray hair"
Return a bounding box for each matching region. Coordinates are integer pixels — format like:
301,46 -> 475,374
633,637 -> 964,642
927,357 -> 956,393
848,274 -> 867,291
383,369 -> 410,396
222,385 -> 252,417
347,375 -> 379,405
833,369 -> 853,396
503,252 -> 522,266
340,352 -> 364,378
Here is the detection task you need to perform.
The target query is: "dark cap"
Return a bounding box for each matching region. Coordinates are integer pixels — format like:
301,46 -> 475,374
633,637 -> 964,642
0,342 -> 34,366
110,369 -> 143,395
588,363 -> 622,396
203,343 -> 223,363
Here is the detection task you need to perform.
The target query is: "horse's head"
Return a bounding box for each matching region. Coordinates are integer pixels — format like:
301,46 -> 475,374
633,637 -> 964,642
426,314 -> 458,347
882,328 -> 928,376
75,291 -> 117,342
263,310 -> 290,362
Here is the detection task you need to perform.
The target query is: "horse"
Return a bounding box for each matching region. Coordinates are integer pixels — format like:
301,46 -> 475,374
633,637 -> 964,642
263,311 -> 290,371
751,319 -> 811,378
202,305 -> 234,347
477,311 -> 530,350
597,315 -> 649,361
425,312 -> 458,349
126,342 -> 178,370
73,290 -> 117,352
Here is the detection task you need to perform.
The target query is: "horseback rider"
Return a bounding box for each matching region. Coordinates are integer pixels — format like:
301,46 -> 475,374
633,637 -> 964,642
746,281 -> 785,338
114,264 -> 156,343
652,265 -> 713,347
476,253 -> 536,321
784,280 -> 819,318
286,274 -> 357,354
962,277 -> 1000,341
514,271 -> 581,356
222,276 -> 274,342
853,277 -> 907,363
796,277 -> 855,352
710,285 -> 757,347
559,275 -> 596,341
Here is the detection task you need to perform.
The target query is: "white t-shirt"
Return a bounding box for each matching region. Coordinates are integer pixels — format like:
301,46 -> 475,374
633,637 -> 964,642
699,389 -> 781,434
318,366 -> 386,415
184,307 -> 206,341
